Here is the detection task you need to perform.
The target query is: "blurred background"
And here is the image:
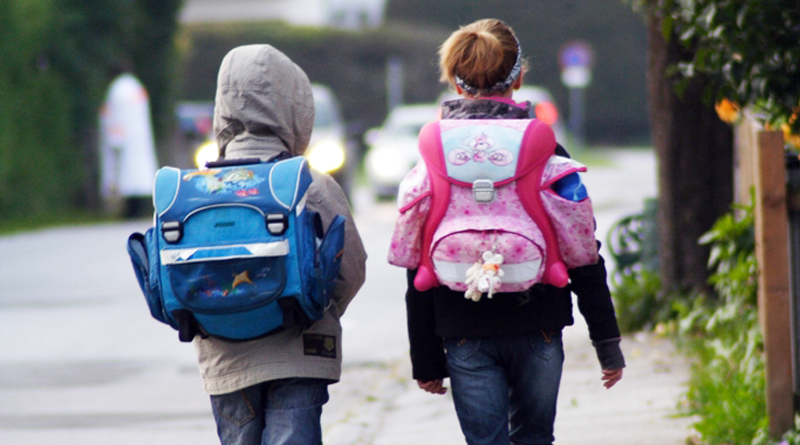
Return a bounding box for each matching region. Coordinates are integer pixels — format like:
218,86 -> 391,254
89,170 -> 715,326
7,1 -> 800,443
0,0 -> 649,223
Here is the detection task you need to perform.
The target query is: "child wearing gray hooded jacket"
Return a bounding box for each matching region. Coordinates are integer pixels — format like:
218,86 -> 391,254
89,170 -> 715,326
196,44 -> 367,445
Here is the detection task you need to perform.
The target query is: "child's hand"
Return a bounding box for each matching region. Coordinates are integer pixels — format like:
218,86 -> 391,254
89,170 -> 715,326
602,368 -> 623,389
417,379 -> 447,395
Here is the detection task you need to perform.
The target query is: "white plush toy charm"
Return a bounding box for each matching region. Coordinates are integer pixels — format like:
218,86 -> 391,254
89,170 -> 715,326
464,251 -> 504,302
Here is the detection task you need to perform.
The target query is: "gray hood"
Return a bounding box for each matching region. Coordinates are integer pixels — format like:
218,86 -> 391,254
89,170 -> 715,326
213,44 -> 315,159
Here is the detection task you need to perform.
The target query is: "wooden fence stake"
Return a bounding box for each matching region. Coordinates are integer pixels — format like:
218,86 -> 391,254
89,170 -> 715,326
754,130 -> 794,438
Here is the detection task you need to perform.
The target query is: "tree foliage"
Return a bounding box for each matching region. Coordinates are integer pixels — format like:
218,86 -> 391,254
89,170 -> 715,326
633,0 -> 800,132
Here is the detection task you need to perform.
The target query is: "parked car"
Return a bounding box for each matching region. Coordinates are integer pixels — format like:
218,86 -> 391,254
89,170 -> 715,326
306,84 -> 352,197
438,85 -> 568,145
364,103 -> 440,199
192,83 -> 353,197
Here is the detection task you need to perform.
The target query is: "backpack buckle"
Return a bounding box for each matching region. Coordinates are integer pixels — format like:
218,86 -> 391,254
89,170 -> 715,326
266,213 -> 289,235
162,221 -> 183,243
472,179 -> 496,203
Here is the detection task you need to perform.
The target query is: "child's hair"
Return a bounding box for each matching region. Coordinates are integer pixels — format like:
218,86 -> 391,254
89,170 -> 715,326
438,19 -> 526,96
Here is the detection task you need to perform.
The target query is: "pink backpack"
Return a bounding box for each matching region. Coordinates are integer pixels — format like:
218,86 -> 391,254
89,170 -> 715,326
388,118 -> 598,300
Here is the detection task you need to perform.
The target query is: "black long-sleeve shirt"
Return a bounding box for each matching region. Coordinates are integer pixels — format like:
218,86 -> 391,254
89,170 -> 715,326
406,255 -> 624,381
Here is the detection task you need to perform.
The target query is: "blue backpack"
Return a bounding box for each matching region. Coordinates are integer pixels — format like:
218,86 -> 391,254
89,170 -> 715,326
126,156 -> 345,342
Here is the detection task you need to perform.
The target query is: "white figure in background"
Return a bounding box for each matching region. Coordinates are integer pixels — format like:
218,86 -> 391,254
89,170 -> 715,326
99,72 -> 159,215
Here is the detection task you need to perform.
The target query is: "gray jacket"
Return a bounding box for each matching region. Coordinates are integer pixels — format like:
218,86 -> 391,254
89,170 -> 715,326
194,44 -> 367,395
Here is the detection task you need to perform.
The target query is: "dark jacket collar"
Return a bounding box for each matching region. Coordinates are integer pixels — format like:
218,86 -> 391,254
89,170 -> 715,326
440,98 -> 532,120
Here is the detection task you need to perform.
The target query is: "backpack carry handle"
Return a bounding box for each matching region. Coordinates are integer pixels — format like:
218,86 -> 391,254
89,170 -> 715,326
205,158 -> 262,168
206,151 -> 293,169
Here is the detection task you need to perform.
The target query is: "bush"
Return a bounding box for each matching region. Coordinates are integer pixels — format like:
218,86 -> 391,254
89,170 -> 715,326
671,197 -> 767,444
610,194 -> 793,444
612,268 -> 665,333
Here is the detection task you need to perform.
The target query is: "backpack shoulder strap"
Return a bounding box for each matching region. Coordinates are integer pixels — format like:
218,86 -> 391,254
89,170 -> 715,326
414,121 -> 449,291
268,157 -> 312,210
515,120 -> 569,286
153,167 -> 181,217
516,119 -> 557,176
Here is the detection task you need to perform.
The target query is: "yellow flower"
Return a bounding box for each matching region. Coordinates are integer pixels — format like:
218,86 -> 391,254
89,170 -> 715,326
715,98 -> 740,124
781,123 -> 800,150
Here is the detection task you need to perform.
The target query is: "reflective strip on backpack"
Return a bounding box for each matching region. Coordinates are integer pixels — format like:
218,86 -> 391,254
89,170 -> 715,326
433,258 -> 543,284
161,240 -> 290,265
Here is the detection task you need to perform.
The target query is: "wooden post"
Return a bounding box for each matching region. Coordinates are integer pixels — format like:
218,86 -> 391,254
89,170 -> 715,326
754,130 -> 793,438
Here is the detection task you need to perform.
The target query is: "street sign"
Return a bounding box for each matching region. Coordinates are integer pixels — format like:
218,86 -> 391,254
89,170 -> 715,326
560,41 -> 593,69
560,41 -> 594,89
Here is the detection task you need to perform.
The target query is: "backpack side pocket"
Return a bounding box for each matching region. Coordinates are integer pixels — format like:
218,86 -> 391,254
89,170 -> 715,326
127,230 -> 169,324
388,160 -> 432,269
540,190 -> 599,269
310,214 -> 345,319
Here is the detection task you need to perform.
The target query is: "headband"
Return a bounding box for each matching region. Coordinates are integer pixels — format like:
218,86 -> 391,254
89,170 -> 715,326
454,37 -> 522,95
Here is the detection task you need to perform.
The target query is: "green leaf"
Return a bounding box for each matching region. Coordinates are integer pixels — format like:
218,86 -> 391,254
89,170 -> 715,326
702,3 -> 717,29
661,15 -> 674,41
735,4 -> 748,29
679,26 -> 696,42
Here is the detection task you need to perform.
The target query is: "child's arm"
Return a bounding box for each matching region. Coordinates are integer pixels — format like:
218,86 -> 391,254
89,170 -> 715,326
405,269 -> 449,386
569,253 -> 627,379
602,368 -> 623,389
417,379 -> 447,395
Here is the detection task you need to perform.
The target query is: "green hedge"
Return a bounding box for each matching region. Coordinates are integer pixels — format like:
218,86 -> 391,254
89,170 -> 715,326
0,1 -> 78,218
0,0 -> 182,223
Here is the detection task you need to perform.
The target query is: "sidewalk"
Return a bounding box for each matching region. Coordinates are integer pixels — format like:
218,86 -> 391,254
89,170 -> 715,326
323,147 -> 698,444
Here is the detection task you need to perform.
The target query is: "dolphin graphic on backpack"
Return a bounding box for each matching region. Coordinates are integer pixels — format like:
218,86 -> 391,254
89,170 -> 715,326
388,118 -> 598,300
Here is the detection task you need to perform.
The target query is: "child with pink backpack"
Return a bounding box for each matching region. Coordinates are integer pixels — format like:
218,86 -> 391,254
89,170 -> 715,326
388,19 -> 625,445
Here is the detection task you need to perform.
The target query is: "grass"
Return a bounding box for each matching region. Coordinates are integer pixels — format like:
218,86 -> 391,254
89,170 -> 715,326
0,211 -> 116,237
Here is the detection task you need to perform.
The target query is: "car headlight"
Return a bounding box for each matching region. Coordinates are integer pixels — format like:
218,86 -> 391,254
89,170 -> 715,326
195,140 -> 219,169
366,147 -> 412,183
306,139 -> 345,173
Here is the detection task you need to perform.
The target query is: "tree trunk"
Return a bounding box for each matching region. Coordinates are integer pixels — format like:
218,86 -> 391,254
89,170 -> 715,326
646,15 -> 734,293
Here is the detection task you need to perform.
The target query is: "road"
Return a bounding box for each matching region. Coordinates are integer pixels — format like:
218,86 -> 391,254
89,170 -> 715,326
0,147 -> 697,444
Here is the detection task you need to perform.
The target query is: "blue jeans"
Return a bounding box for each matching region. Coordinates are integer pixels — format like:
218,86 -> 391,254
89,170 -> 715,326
210,378 -> 330,445
444,332 -> 564,445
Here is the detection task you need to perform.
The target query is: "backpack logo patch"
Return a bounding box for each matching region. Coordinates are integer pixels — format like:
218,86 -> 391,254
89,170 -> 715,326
182,168 -> 264,195
447,132 -> 514,166
441,125 -> 523,183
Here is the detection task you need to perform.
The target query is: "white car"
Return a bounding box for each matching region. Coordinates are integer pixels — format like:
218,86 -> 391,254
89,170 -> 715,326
306,84 -> 352,196
364,103 -> 440,199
